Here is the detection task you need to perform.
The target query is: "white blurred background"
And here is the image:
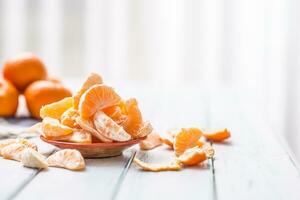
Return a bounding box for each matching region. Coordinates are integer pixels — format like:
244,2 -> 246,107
0,0 -> 300,160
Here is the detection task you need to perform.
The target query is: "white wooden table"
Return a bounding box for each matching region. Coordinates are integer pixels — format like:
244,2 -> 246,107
0,86 -> 300,200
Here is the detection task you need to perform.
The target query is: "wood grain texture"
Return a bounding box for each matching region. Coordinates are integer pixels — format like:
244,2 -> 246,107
208,88 -> 300,200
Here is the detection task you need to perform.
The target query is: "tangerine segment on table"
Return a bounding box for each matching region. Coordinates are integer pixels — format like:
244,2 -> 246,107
120,98 -> 143,138
42,117 -> 73,138
174,127 -> 203,156
78,84 -> 121,119
202,128 -> 231,142
40,97 -> 74,119
73,73 -> 103,109
0,78 -> 19,117
176,146 -> 207,166
1,143 -> 27,161
47,149 -> 85,171
133,158 -> 182,172
21,148 -> 48,169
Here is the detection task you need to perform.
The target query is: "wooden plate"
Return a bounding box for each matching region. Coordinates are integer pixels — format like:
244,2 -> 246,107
40,135 -> 145,158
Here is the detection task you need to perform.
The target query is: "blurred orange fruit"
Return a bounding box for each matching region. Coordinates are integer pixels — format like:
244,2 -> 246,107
73,73 -> 103,109
173,127 -> 203,156
24,80 -> 72,118
2,52 -> 47,92
40,97 -> 73,119
0,78 -> 19,117
78,84 -> 121,119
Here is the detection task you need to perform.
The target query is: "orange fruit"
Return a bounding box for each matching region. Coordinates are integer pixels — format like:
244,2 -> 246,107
74,73 -> 103,109
2,52 -> 47,92
120,98 -> 143,138
139,131 -> 162,150
0,78 -> 19,117
78,84 -> 121,119
40,97 -> 73,119
60,108 -> 81,128
47,149 -> 85,170
133,158 -> 181,172
173,127 -> 203,156
41,117 -> 73,138
202,128 -> 231,142
24,80 -> 72,118
177,147 -> 207,166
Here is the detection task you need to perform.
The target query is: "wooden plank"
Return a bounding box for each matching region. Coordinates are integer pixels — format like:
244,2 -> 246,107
0,118 -> 55,200
208,88 -> 300,200
115,88 -> 214,200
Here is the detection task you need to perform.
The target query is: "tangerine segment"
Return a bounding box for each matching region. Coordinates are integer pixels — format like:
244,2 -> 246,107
49,129 -> 92,144
93,111 -> 131,142
21,148 -> 48,169
0,139 -> 37,156
120,99 -> 143,138
139,131 -> 162,150
177,147 -> 207,166
61,108 -> 81,129
79,84 -> 121,119
47,149 -> 85,171
133,158 -> 181,172
135,121 -> 153,138
0,139 -> 18,154
103,101 -> 127,124
73,73 -> 103,109
1,143 -> 27,161
174,127 -> 203,156
40,97 -> 74,119
202,128 -> 231,142
76,116 -> 112,143
18,139 -> 38,151
42,117 -> 73,138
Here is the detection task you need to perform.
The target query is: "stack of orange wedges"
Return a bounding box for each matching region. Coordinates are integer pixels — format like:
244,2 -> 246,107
38,73 -> 153,144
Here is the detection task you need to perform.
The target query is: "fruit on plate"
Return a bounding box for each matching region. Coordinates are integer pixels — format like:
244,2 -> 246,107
2,52 -> 47,92
0,78 -> 19,116
25,80 -> 72,118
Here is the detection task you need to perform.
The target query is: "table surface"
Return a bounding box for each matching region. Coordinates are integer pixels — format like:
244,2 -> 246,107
0,86 -> 300,200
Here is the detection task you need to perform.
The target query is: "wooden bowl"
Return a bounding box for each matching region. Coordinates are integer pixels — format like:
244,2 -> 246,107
40,135 -> 145,158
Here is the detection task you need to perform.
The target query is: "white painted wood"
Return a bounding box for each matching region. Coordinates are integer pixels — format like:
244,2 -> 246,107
208,88 -> 300,200
115,88 -> 213,200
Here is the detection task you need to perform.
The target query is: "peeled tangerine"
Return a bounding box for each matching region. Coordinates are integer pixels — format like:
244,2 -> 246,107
93,111 -> 131,142
0,138 -> 37,156
177,147 -> 207,166
139,131 -> 162,150
60,108 -> 80,129
76,116 -> 112,143
42,117 -> 73,138
47,149 -> 85,171
202,128 -> 231,142
50,129 -> 92,144
21,148 -> 48,169
40,97 -> 74,119
1,143 -> 27,161
133,158 -> 181,172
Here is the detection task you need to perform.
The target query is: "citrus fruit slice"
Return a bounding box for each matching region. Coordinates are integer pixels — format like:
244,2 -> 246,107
93,111 -> 131,142
47,149 -> 85,171
79,84 -> 121,119
18,139 -> 38,151
74,73 -> 103,109
42,117 -> 73,138
103,101 -> 127,124
50,129 -> 92,144
176,146 -> 207,166
61,107 -> 81,128
133,158 -> 181,172
173,127 -> 203,156
202,128 -> 231,142
120,98 -> 143,137
40,97 -> 74,119
1,143 -> 27,161
0,139 -> 18,154
21,148 -> 48,169
135,121 -> 153,138
139,131 -> 162,150
76,116 -> 112,143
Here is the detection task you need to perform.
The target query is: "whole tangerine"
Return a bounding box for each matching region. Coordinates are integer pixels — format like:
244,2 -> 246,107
24,80 -> 72,119
3,52 -> 48,92
0,78 -> 19,116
